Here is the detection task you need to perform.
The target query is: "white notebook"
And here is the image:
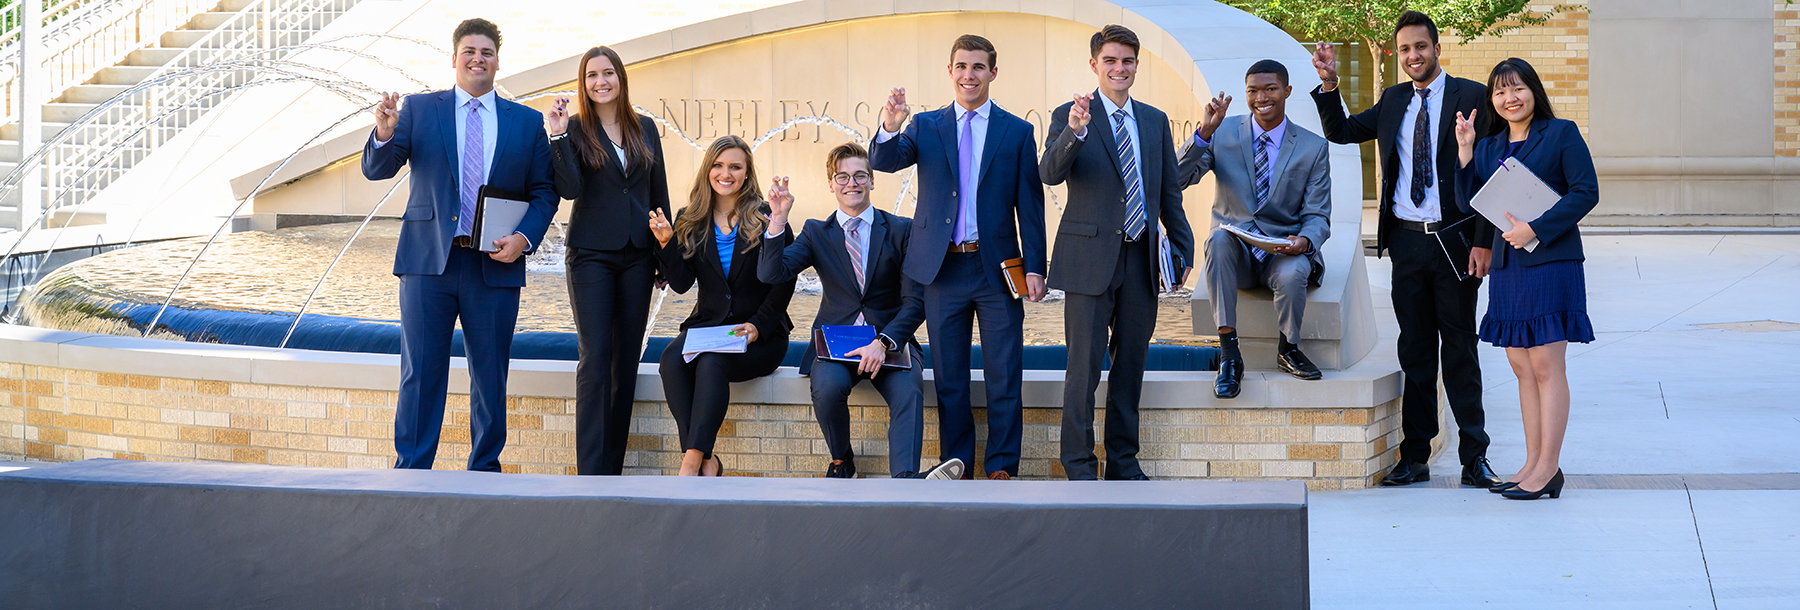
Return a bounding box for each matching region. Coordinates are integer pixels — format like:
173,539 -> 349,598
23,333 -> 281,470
681,325 -> 748,363
474,185 -> 531,253
1469,157 -> 1561,252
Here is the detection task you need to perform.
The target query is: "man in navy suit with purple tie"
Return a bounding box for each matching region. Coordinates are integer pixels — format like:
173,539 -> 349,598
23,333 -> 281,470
870,34 -> 1048,480
361,18 -> 559,472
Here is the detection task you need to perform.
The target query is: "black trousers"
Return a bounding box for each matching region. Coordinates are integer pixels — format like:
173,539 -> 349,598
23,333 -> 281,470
1388,228 -> 1489,465
568,246 -> 657,475
809,345 -> 926,477
659,329 -> 788,456
1060,238 -> 1156,480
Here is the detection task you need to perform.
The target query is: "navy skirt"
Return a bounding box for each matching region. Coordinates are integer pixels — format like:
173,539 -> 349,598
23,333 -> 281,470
1479,258 -> 1595,348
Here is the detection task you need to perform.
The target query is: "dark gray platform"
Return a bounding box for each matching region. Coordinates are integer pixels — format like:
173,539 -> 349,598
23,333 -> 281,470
0,459 -> 1309,609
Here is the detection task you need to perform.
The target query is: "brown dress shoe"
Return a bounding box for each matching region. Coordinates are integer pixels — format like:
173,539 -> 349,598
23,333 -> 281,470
987,471 -> 1011,481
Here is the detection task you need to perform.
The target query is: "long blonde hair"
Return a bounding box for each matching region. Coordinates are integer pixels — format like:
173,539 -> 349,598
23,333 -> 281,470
674,135 -> 766,257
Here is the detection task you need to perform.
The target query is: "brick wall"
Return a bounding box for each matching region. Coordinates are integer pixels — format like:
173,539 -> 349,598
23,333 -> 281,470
0,362 -> 1407,490
1778,0 -> 1800,156
1438,2 -> 1591,134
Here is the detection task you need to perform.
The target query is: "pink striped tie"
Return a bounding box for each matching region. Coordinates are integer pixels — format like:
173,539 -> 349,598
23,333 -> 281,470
845,217 -> 866,325
459,98 -> 484,237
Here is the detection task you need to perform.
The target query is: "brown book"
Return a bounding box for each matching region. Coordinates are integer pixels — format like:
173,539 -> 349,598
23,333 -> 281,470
1000,257 -> 1027,299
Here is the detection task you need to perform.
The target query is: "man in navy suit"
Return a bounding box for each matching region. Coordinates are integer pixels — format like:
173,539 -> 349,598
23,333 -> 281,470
870,34 -> 1048,480
759,143 -> 963,481
361,18 -> 559,472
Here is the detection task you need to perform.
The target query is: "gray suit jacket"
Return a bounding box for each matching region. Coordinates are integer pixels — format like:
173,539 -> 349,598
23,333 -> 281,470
1040,94 -> 1195,296
1177,114 -> 1332,284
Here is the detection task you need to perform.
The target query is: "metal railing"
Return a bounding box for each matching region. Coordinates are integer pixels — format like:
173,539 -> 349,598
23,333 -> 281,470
0,0 -> 214,121
35,0 -> 353,212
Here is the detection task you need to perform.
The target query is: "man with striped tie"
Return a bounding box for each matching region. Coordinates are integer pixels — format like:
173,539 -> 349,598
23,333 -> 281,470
1041,25 -> 1194,481
1177,59 -> 1333,400
759,143 -> 962,481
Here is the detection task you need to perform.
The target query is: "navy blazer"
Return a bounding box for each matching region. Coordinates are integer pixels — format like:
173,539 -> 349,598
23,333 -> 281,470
655,206 -> 796,339
361,90 -> 559,287
1455,118 -> 1599,270
759,209 -> 927,374
869,104 -> 1047,292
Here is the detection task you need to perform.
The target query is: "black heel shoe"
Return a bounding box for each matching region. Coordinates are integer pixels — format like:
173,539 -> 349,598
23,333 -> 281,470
1501,469 -> 1563,500
1488,481 -> 1520,494
705,455 -> 726,477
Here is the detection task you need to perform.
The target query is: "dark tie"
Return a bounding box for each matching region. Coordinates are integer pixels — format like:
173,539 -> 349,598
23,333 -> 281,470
1410,87 -> 1432,206
845,217 -> 867,325
1253,132 -> 1272,211
1113,108 -> 1145,240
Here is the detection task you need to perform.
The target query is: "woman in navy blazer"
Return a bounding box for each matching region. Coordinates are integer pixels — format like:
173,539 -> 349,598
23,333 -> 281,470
545,46 -> 672,476
649,135 -> 795,476
1453,58 -> 1599,501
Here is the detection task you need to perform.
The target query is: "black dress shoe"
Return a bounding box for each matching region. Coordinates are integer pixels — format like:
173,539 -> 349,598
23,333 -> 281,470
1502,469 -> 1565,500
1277,347 -> 1323,380
824,459 -> 856,479
1461,457 -> 1503,488
1125,474 -> 1152,481
1215,358 -> 1244,399
1381,461 -> 1430,486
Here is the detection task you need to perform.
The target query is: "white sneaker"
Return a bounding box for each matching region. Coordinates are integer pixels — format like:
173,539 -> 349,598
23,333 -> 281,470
924,458 -> 965,480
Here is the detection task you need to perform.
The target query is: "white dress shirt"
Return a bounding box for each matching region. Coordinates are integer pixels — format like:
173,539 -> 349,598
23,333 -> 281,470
1078,93 -> 1143,194
835,206 -> 877,279
1393,70 -> 1447,222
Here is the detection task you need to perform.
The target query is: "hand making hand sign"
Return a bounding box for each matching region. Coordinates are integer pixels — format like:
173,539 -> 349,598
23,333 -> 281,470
1311,42 -> 1338,92
1197,91 -> 1230,142
767,176 -> 794,229
1454,109 -> 1479,168
881,87 -> 911,133
373,92 -> 401,142
1067,92 -> 1092,137
545,96 -> 570,136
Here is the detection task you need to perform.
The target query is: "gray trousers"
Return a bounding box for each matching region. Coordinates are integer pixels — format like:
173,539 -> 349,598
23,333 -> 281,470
1206,227 -> 1312,340
808,345 -> 926,477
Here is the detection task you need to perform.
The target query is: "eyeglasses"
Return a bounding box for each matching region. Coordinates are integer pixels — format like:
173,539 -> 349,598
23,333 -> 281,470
832,172 -> 873,186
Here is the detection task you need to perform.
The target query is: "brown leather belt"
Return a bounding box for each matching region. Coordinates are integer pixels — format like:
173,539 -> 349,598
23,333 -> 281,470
1397,220 -> 1448,234
947,240 -> 979,253
452,235 -> 474,248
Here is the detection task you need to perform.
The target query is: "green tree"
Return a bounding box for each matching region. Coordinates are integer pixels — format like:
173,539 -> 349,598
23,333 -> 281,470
1219,1 -> 1579,102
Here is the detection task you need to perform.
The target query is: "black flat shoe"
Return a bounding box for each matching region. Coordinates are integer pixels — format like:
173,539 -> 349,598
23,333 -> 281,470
1461,457 -> 1503,488
705,455 -> 726,477
1381,461 -> 1430,486
1277,347 -> 1322,380
1488,481 -> 1520,494
1502,469 -> 1564,500
824,459 -> 856,479
1215,358 -> 1244,399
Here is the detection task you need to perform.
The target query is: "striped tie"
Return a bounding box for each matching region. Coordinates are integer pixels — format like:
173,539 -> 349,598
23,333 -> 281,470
845,216 -> 867,325
1254,132 -> 1272,211
459,98 -> 484,237
1114,108 -> 1145,240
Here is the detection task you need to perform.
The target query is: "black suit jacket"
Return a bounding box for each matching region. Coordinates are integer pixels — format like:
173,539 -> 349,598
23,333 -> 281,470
1039,93 -> 1194,295
1455,119 -> 1599,270
1312,77 -> 1495,256
655,205 -> 795,338
551,115 -> 671,251
759,209 -> 926,374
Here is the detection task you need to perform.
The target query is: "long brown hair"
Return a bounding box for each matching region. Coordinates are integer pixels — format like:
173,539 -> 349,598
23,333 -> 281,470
673,136 -> 766,258
571,46 -> 652,173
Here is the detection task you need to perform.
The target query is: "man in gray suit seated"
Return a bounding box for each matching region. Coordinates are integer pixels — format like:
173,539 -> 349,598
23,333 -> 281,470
1178,59 -> 1332,399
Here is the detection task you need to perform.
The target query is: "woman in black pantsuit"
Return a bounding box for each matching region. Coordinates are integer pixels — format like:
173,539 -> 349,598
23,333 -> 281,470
1453,58 -> 1599,500
546,46 -> 670,476
648,135 -> 794,476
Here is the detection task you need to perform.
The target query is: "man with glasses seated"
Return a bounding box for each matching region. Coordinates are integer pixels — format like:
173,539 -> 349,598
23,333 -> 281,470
760,143 -> 963,480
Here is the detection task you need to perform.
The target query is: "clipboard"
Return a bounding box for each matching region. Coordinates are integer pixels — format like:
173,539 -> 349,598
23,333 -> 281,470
813,326 -> 912,370
1157,233 -> 1186,293
473,185 -> 531,253
1469,157 -> 1560,252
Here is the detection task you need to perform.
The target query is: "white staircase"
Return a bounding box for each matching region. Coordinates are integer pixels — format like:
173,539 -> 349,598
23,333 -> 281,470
0,0 -> 358,229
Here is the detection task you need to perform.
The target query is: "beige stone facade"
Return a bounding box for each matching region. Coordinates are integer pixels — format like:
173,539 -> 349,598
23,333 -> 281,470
0,360 -> 1414,491
1777,0 -> 1800,156
1438,2 -> 1591,133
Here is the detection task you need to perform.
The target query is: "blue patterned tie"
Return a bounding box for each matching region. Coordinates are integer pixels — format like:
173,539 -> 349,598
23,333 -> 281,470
1114,108 -> 1145,240
459,98 -> 484,237
1254,132 -> 1272,210
1411,87 -> 1432,206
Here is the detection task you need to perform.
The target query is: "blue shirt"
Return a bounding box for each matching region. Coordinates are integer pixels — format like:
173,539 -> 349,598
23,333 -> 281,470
715,224 -> 736,272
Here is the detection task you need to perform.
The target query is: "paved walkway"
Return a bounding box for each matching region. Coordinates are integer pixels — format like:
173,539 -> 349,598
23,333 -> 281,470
1312,233 -> 1800,609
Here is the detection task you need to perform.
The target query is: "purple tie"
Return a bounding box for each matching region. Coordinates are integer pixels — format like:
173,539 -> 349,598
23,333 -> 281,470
459,98 -> 484,237
955,109 -> 976,244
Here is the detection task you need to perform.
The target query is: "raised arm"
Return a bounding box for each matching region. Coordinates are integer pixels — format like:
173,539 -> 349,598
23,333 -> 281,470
868,88 -> 920,173
361,92 -> 411,180
1038,96 -> 1090,186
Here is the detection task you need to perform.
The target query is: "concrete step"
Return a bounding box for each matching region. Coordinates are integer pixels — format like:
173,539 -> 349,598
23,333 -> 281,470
42,103 -> 102,124
218,0 -> 258,12
126,47 -> 186,67
188,12 -> 237,30
160,30 -> 212,49
0,123 -> 77,142
0,141 -> 19,163
58,84 -> 134,105
94,66 -> 160,85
